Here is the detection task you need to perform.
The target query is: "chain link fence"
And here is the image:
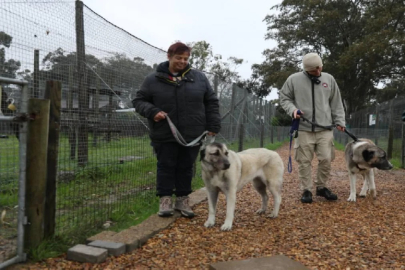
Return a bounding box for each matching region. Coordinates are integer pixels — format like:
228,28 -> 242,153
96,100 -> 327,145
0,1 -> 290,264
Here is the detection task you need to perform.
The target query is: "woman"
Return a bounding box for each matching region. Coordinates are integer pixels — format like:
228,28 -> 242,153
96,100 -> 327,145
133,42 -> 221,218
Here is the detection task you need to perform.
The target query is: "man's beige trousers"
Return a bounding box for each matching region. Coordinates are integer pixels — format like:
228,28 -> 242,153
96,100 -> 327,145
294,130 -> 335,191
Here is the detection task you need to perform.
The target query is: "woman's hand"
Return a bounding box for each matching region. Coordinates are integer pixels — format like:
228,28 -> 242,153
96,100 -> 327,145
153,111 -> 167,122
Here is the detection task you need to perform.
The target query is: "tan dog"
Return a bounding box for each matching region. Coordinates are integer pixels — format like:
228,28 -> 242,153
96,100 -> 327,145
200,142 -> 284,231
345,138 -> 393,202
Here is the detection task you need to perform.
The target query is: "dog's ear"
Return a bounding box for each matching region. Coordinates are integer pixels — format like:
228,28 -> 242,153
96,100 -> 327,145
362,150 -> 375,162
200,148 -> 206,161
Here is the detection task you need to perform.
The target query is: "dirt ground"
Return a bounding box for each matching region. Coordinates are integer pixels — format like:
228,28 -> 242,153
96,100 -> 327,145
9,143 -> 405,269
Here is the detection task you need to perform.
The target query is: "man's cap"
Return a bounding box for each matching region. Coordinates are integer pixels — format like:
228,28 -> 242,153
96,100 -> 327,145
302,53 -> 323,71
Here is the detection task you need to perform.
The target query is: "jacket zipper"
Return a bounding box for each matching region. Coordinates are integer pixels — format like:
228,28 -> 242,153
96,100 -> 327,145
175,81 -> 180,125
311,80 -> 315,132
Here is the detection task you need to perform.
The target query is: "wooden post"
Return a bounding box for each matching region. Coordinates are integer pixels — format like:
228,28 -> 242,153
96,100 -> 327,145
374,105 -> 380,145
402,123 -> 405,169
229,84 -> 236,141
107,80 -> 113,143
238,89 -> 248,152
93,69 -> 99,147
387,100 -> 394,159
259,98 -> 264,147
33,49 -> 40,98
270,105 -> 274,144
25,98 -> 50,250
43,81 -> 61,238
76,0 -> 88,166
213,75 -> 218,94
68,65 -> 76,160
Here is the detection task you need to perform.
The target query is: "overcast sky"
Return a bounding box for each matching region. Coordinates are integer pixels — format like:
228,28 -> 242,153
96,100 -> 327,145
82,0 -> 282,99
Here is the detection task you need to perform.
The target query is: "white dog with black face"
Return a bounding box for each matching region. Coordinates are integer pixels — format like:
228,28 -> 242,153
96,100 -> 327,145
200,142 -> 284,231
345,138 -> 393,202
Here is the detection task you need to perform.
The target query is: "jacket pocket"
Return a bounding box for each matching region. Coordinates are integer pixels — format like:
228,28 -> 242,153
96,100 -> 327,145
294,139 -> 300,161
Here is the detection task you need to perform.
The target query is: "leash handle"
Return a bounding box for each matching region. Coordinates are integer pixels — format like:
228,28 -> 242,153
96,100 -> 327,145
344,128 -> 359,142
166,115 -> 209,147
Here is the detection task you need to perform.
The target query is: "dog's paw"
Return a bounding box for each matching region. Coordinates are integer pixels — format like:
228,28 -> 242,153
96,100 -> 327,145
220,222 -> 233,231
204,219 -> 215,228
359,190 -> 367,197
370,189 -> 377,198
347,193 -> 357,202
268,212 -> 278,218
256,209 -> 266,215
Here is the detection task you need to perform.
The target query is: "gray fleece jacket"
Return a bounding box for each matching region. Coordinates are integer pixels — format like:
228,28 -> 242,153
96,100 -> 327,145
280,71 -> 345,132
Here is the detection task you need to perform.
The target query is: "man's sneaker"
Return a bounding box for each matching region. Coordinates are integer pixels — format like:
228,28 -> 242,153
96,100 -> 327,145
301,190 -> 313,203
316,187 -> 338,201
175,196 -> 195,218
158,196 -> 174,217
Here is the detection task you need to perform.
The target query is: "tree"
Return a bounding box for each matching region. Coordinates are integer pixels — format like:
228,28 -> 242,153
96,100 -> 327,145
188,41 -> 213,71
42,47 -> 103,83
102,53 -> 154,105
187,40 -> 245,101
261,0 -> 405,114
0,31 -> 21,78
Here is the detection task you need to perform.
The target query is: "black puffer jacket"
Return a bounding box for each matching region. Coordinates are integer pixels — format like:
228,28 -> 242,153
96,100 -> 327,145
132,61 -> 221,143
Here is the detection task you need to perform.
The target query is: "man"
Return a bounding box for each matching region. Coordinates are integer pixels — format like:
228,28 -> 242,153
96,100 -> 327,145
133,42 -> 221,217
280,53 -> 345,203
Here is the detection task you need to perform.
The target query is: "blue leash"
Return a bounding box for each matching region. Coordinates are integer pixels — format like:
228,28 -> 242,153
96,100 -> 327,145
288,110 -> 302,173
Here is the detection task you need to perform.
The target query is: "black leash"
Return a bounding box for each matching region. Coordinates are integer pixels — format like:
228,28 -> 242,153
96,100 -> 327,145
344,129 -> 359,142
301,115 -> 359,141
300,116 -> 334,130
288,111 -> 359,173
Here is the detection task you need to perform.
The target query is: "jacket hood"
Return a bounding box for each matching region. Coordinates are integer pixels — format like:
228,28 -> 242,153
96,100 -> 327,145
157,61 -> 191,76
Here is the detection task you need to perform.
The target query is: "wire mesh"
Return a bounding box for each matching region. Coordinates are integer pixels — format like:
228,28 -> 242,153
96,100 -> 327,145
0,1 -> 290,254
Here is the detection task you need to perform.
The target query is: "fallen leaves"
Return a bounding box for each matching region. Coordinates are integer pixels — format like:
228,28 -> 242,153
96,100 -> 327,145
12,143 -> 405,269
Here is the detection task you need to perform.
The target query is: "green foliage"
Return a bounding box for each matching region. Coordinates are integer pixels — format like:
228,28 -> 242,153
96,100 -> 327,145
28,236 -> 71,262
188,40 -> 213,71
0,31 -> 21,78
258,0 -> 405,113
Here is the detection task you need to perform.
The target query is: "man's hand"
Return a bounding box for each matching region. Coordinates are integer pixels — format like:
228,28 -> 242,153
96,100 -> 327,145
336,125 -> 345,132
293,109 -> 304,119
153,111 -> 167,122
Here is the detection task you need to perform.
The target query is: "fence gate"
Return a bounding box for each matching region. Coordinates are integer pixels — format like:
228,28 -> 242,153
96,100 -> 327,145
0,77 -> 28,269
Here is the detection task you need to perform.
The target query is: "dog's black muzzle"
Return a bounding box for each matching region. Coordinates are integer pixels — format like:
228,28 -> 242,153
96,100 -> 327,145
376,161 -> 393,170
223,162 -> 230,170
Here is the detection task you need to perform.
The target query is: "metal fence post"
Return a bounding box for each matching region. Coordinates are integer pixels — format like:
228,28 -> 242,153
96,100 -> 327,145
0,77 -> 29,269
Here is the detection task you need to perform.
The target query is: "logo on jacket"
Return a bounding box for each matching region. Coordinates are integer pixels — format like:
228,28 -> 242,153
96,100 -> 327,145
322,82 -> 328,88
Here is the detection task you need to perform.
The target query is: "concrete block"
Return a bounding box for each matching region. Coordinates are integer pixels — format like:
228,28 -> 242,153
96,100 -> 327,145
188,187 -> 207,207
209,255 -> 309,270
86,230 -> 117,244
87,240 -> 126,256
66,244 -> 107,264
